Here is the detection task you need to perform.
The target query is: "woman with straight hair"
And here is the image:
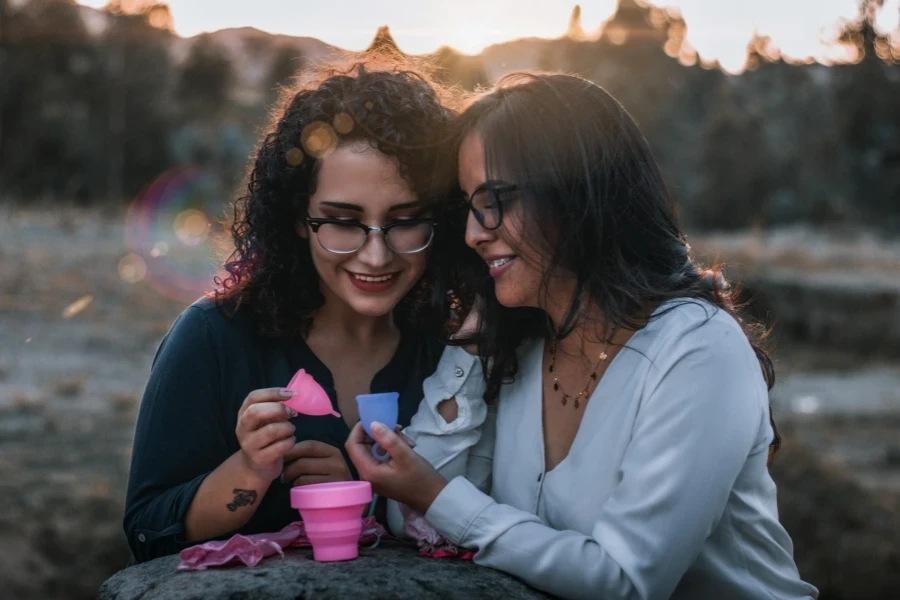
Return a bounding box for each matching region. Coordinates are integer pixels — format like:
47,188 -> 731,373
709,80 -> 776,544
347,73 -> 818,600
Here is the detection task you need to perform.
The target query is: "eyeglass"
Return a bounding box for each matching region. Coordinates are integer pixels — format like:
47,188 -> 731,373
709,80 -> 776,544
305,216 -> 436,254
464,182 -> 519,230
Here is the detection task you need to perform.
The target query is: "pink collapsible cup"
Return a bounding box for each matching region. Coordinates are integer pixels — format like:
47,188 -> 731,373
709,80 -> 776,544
290,481 -> 372,562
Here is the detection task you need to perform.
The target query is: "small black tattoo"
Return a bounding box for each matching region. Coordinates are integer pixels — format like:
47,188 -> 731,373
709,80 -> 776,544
226,488 -> 258,512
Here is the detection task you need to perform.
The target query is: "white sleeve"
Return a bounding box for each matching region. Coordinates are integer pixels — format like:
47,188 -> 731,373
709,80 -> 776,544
386,345 -> 490,536
424,326 -> 767,600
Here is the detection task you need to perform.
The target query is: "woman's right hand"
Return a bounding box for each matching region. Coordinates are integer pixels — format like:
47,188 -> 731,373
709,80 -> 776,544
235,388 -> 298,481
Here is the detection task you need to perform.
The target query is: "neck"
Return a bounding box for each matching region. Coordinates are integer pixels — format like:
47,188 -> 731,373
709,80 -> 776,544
311,292 -> 397,346
545,290 -> 614,363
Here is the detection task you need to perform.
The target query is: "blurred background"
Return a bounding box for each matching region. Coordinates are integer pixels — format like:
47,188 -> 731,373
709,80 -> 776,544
0,0 -> 898,598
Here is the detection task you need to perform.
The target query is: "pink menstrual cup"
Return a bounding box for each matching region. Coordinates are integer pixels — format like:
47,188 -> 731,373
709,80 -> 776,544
290,481 -> 372,562
282,369 -> 340,418
356,392 -> 399,461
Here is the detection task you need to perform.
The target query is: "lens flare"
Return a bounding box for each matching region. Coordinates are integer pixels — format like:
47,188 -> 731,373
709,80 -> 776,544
124,167 -> 230,303
285,146 -> 305,167
301,121 -> 338,159
333,112 -> 355,135
118,253 -> 147,284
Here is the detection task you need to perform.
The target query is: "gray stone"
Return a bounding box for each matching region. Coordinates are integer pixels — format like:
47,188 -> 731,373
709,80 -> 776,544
97,542 -> 553,600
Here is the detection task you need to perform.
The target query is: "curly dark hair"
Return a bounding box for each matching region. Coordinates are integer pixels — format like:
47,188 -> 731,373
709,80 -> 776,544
215,59 -> 468,339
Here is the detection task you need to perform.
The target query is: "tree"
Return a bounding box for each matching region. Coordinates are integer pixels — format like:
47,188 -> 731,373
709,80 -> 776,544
175,34 -> 234,120
567,5 -> 586,40
266,43 -> 305,94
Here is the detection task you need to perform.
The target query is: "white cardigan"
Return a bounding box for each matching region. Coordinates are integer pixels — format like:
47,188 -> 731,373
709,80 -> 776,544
394,300 -> 818,600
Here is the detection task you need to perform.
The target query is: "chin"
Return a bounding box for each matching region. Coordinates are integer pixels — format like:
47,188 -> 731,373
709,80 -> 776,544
346,297 -> 401,317
493,286 -> 529,308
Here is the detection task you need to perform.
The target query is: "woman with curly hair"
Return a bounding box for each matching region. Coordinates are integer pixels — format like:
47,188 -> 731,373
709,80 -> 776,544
123,61 -> 475,562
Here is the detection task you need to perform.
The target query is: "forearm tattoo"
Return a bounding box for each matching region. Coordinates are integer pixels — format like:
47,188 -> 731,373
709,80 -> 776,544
226,488 -> 258,512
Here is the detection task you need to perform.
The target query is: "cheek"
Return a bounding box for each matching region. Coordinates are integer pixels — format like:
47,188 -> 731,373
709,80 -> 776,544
403,252 -> 429,281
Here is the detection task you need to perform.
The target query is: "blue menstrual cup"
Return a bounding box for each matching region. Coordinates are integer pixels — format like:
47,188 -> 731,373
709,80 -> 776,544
356,392 -> 399,461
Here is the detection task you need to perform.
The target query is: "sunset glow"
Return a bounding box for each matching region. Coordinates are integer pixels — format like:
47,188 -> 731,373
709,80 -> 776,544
76,0 -> 900,73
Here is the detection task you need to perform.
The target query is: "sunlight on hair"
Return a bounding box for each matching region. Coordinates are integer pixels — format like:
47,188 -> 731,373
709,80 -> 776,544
285,146 -> 305,166
301,121 -> 338,158
173,209 -> 211,246
118,253 -> 148,284
333,112 -> 355,135
61,295 -> 94,319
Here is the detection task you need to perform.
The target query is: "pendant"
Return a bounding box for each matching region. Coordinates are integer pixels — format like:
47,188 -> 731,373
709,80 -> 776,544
561,394 -> 568,406
574,397 -> 580,409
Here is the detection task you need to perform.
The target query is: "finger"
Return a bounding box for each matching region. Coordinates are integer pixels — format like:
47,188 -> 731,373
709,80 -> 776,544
255,436 -> 296,465
345,422 -> 381,474
346,420 -> 373,445
292,474 -> 337,486
368,421 -> 412,462
242,387 -> 296,409
241,402 -> 296,432
246,421 -> 296,451
286,440 -> 340,460
282,457 -> 331,482
392,425 -> 417,448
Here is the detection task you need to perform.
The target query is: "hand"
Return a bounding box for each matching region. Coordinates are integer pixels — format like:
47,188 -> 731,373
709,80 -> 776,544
453,295 -> 484,355
235,388 -> 298,482
344,421 -> 448,514
281,440 -> 352,486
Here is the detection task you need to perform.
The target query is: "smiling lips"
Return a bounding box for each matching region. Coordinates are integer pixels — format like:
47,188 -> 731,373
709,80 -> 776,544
484,255 -> 516,277
347,270 -> 400,292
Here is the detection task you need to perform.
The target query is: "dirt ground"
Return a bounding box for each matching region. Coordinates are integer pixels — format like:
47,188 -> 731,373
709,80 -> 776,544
1,207 -> 898,599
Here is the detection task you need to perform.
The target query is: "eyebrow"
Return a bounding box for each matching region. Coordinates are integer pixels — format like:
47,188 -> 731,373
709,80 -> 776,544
319,200 -> 427,212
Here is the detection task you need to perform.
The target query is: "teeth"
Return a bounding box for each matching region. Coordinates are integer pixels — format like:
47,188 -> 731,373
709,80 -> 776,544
487,257 -> 513,268
353,274 -> 393,282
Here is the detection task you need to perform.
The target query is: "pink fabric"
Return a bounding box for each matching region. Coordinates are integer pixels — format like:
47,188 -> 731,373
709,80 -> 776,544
176,517 -> 384,571
400,505 -> 476,560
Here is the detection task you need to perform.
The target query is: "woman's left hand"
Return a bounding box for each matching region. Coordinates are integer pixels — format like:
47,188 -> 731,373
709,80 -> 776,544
281,440 -> 352,486
345,421 -> 448,514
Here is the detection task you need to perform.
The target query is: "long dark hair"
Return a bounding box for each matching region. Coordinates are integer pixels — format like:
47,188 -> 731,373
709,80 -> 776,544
216,59 -> 467,340
454,72 -> 780,463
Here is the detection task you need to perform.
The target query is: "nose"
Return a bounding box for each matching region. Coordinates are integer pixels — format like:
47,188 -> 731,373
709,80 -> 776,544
464,209 -> 494,249
355,229 -> 393,269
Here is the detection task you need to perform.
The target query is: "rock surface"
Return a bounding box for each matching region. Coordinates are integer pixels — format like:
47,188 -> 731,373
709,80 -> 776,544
97,543 -> 552,600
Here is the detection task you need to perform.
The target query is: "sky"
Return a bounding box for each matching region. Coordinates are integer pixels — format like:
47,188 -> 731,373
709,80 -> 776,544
76,0 -> 900,73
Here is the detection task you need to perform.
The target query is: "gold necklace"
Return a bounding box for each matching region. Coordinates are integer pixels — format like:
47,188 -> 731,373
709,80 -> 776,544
548,342 -> 609,409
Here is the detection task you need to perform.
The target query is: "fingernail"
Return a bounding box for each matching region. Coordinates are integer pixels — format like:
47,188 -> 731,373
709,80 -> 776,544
288,408 -> 298,418
280,388 -> 295,397
371,421 -> 387,434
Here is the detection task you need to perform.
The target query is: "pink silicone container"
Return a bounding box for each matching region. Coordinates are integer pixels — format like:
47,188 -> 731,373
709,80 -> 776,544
290,481 -> 373,562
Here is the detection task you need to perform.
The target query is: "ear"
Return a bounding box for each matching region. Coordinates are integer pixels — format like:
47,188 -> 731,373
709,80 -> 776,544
295,220 -> 308,239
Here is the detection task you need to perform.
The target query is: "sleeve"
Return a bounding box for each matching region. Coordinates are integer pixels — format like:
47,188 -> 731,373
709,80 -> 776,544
123,306 -> 233,562
386,344 -> 491,536
424,324 -> 767,600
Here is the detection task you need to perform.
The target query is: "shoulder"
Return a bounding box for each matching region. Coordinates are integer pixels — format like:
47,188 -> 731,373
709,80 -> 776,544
640,299 -> 764,389
645,299 -> 749,355
161,296 -> 262,355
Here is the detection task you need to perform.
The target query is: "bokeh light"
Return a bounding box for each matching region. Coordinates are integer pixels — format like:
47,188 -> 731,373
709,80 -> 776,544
301,121 -> 339,159
118,253 -> 148,284
124,167 -> 229,302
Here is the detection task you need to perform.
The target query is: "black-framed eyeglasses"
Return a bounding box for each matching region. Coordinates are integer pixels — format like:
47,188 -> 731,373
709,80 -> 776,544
305,216 -> 436,254
464,181 -> 518,230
